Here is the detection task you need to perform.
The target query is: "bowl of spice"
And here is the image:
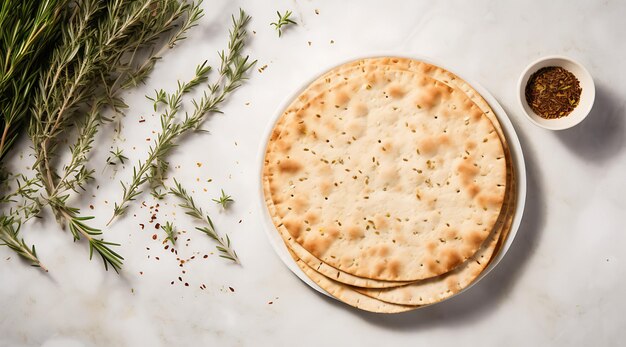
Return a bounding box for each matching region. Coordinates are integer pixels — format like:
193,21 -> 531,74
518,55 -> 595,130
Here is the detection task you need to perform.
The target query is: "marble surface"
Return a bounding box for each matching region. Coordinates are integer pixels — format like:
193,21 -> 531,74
1,0 -> 625,346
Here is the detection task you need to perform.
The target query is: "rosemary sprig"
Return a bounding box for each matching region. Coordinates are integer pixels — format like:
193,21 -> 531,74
162,221 -> 176,245
212,189 -> 233,209
168,179 -> 239,263
109,62 -> 212,223
270,10 -> 297,37
0,0 -> 204,272
106,147 -> 128,166
0,215 -> 46,271
0,0 -> 70,162
108,9 -> 255,225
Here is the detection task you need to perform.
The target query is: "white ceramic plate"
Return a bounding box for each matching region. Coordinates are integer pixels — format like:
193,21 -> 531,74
257,54 -> 527,307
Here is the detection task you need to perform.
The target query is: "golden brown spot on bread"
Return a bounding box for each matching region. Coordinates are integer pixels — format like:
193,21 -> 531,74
283,219 -> 302,238
438,134 -> 450,145
445,275 -> 460,293
414,86 -> 443,109
334,90 -> 350,106
386,83 -> 405,98
426,241 -> 437,253
326,226 -> 340,240
374,215 -> 388,230
467,184 -> 480,197
278,159 -> 302,174
319,180 -> 332,196
305,211 -> 319,225
468,231 -> 484,249
466,141 -> 477,150
458,160 -> 479,184
352,102 -> 369,117
443,248 -> 462,269
419,137 -> 438,156
374,262 -> 385,276
347,225 -> 364,240
388,259 -> 401,277
378,245 -> 390,257
304,236 -> 332,257
477,193 -> 504,209
427,259 -> 439,274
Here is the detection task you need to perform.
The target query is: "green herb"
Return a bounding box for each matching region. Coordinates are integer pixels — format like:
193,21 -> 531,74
0,0 -> 204,271
162,221 -> 177,245
0,0 -> 70,163
270,10 -> 297,37
108,9 -> 255,225
212,189 -> 234,209
168,179 -> 239,263
151,189 -> 166,200
107,148 -> 128,166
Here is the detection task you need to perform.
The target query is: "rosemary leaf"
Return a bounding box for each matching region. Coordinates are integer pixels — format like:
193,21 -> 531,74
108,9 -> 256,225
162,221 -> 176,245
212,189 -> 234,209
270,10 -> 297,37
168,179 -> 239,264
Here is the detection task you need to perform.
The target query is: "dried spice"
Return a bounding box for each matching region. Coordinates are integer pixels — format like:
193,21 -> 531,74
525,66 -> 582,119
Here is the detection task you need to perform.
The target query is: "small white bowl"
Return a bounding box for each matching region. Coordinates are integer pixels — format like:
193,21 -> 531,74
518,55 -> 595,130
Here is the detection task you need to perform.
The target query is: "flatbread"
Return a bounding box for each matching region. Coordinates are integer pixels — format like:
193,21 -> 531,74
288,249 -> 418,313
266,58 -> 515,288
264,66 -> 507,281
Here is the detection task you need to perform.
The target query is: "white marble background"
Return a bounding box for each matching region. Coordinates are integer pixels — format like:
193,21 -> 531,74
1,0 -> 625,346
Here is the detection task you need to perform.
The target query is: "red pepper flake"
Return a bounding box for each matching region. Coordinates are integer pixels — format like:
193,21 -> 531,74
152,234 -> 157,240
238,219 -> 242,224
140,271 -> 144,275
268,301 -> 273,305
229,287 -> 235,292
89,205 -> 94,210
139,224 -> 145,230
155,256 -> 160,261
184,283 -> 189,287
139,119 -> 145,123
178,276 -> 182,282
171,281 -> 174,285
203,255 -> 208,259
155,223 -> 160,229
182,270 -> 186,274
164,245 -> 169,250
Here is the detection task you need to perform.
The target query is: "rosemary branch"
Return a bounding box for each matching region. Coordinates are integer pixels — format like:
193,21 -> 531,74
0,0 -> 70,162
108,9 -> 256,225
168,179 -> 239,263
0,216 -> 46,271
0,0 -> 204,272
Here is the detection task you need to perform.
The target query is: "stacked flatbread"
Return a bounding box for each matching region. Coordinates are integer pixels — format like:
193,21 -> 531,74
262,57 -> 517,313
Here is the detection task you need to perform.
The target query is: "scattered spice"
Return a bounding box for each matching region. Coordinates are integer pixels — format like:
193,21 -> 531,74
525,66 -> 581,119
229,286 -> 235,292
152,234 -> 157,240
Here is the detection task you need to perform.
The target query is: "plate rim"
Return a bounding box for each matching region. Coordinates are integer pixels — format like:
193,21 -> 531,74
256,52 -> 527,307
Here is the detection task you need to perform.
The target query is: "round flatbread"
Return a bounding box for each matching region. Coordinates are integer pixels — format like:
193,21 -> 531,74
264,65 -> 507,281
